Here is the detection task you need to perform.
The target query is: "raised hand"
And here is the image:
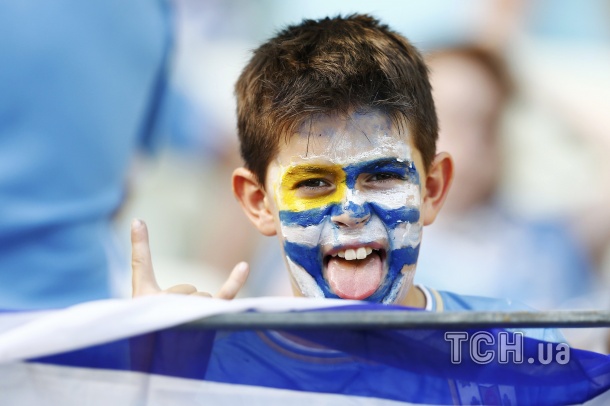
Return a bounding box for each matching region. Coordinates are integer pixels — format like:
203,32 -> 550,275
131,219 -> 249,299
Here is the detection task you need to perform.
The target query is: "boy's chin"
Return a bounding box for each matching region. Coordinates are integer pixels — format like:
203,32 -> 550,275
324,251 -> 385,301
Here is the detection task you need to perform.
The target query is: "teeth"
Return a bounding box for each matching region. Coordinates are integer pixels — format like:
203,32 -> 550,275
333,247 -> 376,261
345,249 -> 357,260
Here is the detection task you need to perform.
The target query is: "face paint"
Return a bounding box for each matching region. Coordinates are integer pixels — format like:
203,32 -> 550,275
267,110 -> 424,304
278,164 -> 347,212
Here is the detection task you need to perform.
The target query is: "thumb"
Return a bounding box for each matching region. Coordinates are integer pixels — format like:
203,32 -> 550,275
131,219 -> 161,297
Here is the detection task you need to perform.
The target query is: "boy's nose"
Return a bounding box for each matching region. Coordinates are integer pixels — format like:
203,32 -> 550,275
330,201 -> 371,228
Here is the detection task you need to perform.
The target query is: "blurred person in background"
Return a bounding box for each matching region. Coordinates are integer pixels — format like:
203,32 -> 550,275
414,45 -> 605,313
0,0 -> 173,309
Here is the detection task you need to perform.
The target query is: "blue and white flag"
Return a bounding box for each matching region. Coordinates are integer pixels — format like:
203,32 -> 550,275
0,296 -> 609,405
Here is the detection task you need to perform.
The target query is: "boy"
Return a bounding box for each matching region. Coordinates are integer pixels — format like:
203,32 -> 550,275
130,15 -> 560,338
132,14 -> 448,307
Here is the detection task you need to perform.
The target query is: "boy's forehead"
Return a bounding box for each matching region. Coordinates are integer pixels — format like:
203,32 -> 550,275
279,110 -> 414,165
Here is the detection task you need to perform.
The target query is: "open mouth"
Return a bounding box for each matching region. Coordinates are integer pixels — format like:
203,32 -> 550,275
324,247 -> 386,300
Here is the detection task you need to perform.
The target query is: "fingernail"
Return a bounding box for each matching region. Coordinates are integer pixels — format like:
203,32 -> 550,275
131,218 -> 143,229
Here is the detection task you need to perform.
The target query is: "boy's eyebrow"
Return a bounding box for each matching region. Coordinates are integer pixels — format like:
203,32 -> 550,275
344,158 -> 420,185
284,164 -> 340,176
348,158 -> 412,173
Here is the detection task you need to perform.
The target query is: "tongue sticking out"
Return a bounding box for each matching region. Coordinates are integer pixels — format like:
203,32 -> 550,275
327,252 -> 382,300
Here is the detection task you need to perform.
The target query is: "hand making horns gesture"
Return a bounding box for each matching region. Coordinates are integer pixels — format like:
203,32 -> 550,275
131,219 -> 249,299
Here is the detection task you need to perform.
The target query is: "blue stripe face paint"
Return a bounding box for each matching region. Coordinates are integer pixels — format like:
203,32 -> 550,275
268,110 -> 424,304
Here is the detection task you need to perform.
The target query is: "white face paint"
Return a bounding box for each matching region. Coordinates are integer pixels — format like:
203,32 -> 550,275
264,110 -> 424,304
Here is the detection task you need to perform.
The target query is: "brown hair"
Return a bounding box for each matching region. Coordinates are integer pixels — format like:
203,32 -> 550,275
235,14 -> 438,185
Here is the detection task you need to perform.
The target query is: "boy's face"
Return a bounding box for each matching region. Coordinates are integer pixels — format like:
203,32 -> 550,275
263,110 -> 425,305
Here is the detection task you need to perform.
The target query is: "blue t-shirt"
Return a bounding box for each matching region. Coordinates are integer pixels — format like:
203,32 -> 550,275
0,0 -> 172,309
420,285 -> 565,342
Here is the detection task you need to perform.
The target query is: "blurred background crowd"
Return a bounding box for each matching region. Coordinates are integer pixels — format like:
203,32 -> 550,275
1,0 -> 609,349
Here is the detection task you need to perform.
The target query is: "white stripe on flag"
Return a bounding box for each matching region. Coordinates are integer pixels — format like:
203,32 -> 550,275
0,296 -> 359,363
0,362 -> 416,406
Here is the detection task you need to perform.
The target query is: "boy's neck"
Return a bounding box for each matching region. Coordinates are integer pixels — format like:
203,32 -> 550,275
400,285 -> 426,309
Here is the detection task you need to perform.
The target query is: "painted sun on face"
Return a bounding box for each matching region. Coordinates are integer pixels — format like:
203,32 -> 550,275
267,111 -> 423,304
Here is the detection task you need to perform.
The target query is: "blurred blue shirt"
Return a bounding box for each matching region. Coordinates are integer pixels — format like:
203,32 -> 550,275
0,0 -> 172,309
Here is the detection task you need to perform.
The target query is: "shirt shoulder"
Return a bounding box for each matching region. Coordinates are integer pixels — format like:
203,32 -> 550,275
421,286 -> 565,343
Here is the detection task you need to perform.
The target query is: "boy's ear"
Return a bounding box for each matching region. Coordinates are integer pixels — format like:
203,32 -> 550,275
232,167 -> 277,236
422,152 -> 454,226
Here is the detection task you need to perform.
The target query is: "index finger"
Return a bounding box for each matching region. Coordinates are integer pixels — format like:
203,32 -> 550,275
131,219 -> 161,297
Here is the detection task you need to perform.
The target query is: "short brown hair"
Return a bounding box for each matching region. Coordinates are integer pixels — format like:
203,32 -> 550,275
235,14 -> 438,185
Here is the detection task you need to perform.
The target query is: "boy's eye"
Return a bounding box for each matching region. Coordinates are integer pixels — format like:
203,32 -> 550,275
292,178 -> 336,199
295,178 -> 331,190
366,172 -> 405,183
279,164 -> 344,208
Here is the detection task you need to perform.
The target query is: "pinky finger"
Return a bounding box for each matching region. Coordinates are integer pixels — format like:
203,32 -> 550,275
215,262 -> 249,300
